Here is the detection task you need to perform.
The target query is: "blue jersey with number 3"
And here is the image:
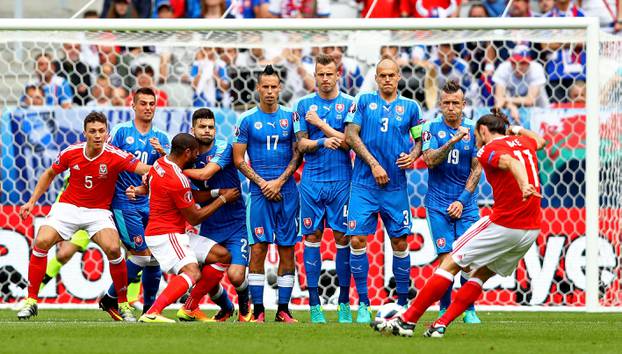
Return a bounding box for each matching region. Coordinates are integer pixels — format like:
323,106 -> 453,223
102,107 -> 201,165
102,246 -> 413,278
109,121 -> 170,209
421,117 -> 477,212
345,91 -> 423,191
233,106 -> 296,194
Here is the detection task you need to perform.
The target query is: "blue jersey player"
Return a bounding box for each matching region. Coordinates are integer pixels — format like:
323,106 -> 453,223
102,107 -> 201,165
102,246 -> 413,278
421,81 -> 482,324
99,87 -> 170,319
233,65 -> 302,323
176,108 -> 252,322
294,54 -> 354,324
344,58 -> 424,323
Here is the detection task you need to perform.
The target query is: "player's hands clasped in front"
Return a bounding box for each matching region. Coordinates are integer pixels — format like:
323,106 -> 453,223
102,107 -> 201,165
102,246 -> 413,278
219,188 -> 241,203
19,200 -> 35,220
447,201 -> 464,219
149,137 -> 166,155
126,185 -> 148,200
260,180 -> 283,201
323,137 -> 342,150
305,110 -> 322,127
520,183 -> 542,201
371,164 -> 389,187
450,126 -> 469,143
396,152 -> 415,170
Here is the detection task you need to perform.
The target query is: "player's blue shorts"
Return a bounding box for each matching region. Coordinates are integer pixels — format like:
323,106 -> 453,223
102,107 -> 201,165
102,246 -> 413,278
247,189 -> 301,246
299,180 -> 349,235
112,207 -> 149,252
426,207 -> 479,254
200,221 -> 249,266
346,184 -> 411,238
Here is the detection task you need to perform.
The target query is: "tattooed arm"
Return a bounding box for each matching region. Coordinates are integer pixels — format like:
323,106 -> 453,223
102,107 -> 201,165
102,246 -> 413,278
296,131 -> 342,154
345,123 -> 388,187
422,126 -> 468,168
232,143 -> 266,187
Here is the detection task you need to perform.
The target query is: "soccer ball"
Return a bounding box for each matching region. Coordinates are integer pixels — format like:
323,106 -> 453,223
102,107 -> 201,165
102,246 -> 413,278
375,302 -> 404,321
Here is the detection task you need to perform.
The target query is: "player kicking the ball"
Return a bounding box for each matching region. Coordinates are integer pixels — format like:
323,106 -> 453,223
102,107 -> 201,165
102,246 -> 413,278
17,112 -> 151,321
374,109 -> 546,338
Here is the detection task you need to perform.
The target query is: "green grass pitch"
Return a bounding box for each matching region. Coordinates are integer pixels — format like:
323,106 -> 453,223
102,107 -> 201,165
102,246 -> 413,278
1,310 -> 620,354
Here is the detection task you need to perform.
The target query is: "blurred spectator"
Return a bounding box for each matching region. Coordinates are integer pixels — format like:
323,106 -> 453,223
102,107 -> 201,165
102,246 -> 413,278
118,47 -> 145,90
269,0 -> 330,17
537,0 -> 554,15
152,0 -> 187,17
545,43 -> 585,102
274,48 -> 315,103
30,53 -> 73,109
481,0 -> 508,16
56,43 -> 92,106
125,64 -> 169,106
544,0 -> 584,16
568,80 -> 585,105
79,11 -> 102,73
105,0 -> 139,18
600,66 -> 622,104
20,85 -> 45,108
359,0 -> 400,17
578,0 -> 621,33
112,87 -> 129,106
509,0 -> 532,17
102,0 -> 151,18
155,1 -> 175,18
202,0 -> 226,17
219,47 -> 238,66
493,45 -> 549,122
360,46 -> 409,92
88,75 -> 113,107
401,0 -> 461,18
464,4 -> 497,107
191,47 -> 231,107
233,0 -> 270,18
468,2 -> 490,17
322,46 -> 363,96
432,44 -> 472,96
236,48 -> 273,67
101,62 -> 124,88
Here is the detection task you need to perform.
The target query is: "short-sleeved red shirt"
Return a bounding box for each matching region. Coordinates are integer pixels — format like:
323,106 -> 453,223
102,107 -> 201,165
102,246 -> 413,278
51,143 -> 138,209
477,135 -> 542,229
145,156 -> 195,236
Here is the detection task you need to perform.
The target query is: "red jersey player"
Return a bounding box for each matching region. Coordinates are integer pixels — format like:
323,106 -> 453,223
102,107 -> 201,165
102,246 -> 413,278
374,108 -> 547,338
17,112 -> 150,321
137,133 -> 239,323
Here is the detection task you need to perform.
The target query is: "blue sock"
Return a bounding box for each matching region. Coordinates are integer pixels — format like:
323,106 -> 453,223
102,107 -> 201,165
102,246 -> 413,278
393,250 -> 411,306
350,247 -> 369,306
277,274 -> 295,306
440,283 -> 453,310
107,258 -> 142,298
303,241 -> 322,306
211,285 -> 234,311
248,273 -> 264,306
141,265 -> 161,311
461,273 -> 475,311
336,244 -> 351,305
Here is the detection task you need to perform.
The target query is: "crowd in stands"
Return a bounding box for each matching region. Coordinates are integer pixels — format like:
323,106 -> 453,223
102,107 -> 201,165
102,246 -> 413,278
19,0 -> 621,118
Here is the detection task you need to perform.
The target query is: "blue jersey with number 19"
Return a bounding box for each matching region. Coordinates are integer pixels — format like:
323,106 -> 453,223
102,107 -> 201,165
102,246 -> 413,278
293,92 -> 353,182
422,117 -> 478,212
109,121 -> 170,209
233,105 -> 296,194
345,91 -> 424,191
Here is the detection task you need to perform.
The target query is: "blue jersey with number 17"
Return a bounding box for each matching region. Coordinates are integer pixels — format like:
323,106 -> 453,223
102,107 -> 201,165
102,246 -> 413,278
345,91 -> 424,191
233,105 -> 296,194
293,92 -> 353,182
422,117 -> 478,212
109,120 -> 170,210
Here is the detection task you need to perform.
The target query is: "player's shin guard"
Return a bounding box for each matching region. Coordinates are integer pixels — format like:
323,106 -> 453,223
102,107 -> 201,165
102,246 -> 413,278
148,272 -> 195,315
303,241 -> 322,306
184,264 -> 226,311
436,278 -> 483,327
401,269 -> 454,324
141,264 -> 162,312
350,246 -> 369,305
277,273 -> 295,312
109,256 -> 129,303
392,250 -> 411,306
107,257 -> 142,299
336,243 -> 351,304
28,246 -> 48,301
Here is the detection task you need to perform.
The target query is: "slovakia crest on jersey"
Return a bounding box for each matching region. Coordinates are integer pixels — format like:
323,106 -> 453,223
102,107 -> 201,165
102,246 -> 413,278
133,235 -> 144,246
436,238 -> 446,249
254,227 -> 264,236
99,164 -> 108,175
335,103 -> 345,112
396,105 -> 404,114
348,220 -> 356,230
280,119 -> 289,129
303,217 -> 312,228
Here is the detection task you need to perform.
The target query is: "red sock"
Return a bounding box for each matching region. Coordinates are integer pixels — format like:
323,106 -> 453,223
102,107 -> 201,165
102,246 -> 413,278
185,264 -> 225,311
436,279 -> 483,326
27,246 -> 48,300
148,273 -> 195,314
109,258 -> 128,303
401,270 -> 454,323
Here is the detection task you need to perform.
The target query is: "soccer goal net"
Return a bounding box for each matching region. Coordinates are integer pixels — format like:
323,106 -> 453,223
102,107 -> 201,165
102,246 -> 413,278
0,18 -> 619,311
